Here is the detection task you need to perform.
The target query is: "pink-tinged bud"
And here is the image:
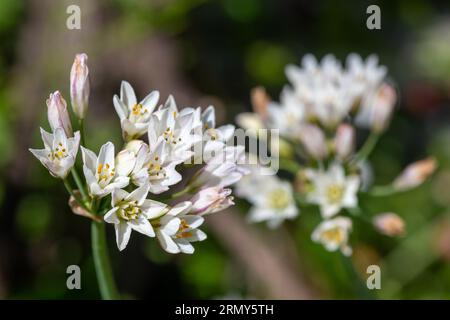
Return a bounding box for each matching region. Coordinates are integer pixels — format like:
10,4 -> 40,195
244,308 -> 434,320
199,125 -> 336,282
191,187 -> 234,216
334,124 -> 355,160
371,83 -> 396,132
70,53 -> 90,119
250,86 -> 270,120
299,124 -> 328,160
47,91 -> 73,137
373,213 -> 405,237
393,157 -> 437,191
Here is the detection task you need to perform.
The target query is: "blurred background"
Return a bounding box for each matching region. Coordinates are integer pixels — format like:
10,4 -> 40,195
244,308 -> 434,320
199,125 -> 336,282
0,0 -> 450,299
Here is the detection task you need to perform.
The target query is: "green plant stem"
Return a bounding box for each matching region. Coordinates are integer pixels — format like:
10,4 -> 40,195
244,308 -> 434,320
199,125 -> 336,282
71,168 -> 88,201
339,254 -> 375,299
352,132 -> 380,163
368,184 -> 397,197
79,119 -> 86,147
91,221 -> 119,300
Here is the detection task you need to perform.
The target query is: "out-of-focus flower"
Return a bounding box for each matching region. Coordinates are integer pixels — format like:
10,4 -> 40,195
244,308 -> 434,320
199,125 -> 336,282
306,163 -> 360,218
70,53 -> 90,119
29,128 -> 80,179
130,138 -> 182,194
154,202 -> 207,254
104,184 -> 167,251
47,91 -> 73,137
334,123 -> 355,160
113,81 -> 160,141
246,176 -> 298,228
267,87 -> 305,138
373,212 -> 405,236
312,217 -> 353,256
393,157 -> 437,191
250,86 -> 270,119
298,124 -> 328,160
81,142 -> 130,198
235,113 -> 265,132
190,187 -> 234,216
357,83 -> 396,132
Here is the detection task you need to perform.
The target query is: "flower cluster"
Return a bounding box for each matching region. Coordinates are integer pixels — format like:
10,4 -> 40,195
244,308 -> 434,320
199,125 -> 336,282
30,54 -> 246,254
236,54 -> 436,255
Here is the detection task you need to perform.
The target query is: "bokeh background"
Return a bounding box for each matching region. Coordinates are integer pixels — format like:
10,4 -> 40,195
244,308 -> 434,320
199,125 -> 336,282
0,0 -> 450,299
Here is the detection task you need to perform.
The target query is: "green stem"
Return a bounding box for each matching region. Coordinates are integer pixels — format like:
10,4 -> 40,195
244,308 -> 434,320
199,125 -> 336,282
352,132 -> 380,163
91,221 -> 119,300
339,254 -> 375,299
368,185 -> 397,197
170,185 -> 194,199
71,168 -> 88,201
79,119 -> 86,147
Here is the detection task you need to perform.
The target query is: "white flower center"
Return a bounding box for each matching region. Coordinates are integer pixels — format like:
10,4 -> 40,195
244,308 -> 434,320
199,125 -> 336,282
130,103 -> 150,123
267,189 -> 290,210
97,163 -> 115,187
117,200 -> 141,221
175,219 -> 192,239
48,142 -> 68,161
326,184 -> 344,204
147,155 -> 167,180
163,127 -> 182,145
321,227 -> 344,244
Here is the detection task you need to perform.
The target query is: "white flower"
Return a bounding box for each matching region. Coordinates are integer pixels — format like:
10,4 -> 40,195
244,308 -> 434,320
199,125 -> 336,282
113,81 -> 160,141
104,184 -> 167,251
81,142 -> 130,198
148,96 -> 200,163
247,176 -> 298,228
130,138 -> 182,194
154,201 -> 207,254
190,187 -> 234,216
266,87 -> 304,138
29,128 -> 80,179
306,163 -> 360,219
70,53 -> 90,119
345,53 -> 387,96
47,91 -> 73,137
311,217 -> 352,256
192,145 -> 247,189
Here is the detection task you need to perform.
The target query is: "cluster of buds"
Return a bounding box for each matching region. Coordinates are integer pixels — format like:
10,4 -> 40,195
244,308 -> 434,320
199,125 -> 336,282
30,54 -> 247,253
236,54 -> 436,255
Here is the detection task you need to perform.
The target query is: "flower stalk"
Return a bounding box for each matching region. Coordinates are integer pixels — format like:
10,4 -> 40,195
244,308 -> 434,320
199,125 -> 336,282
91,221 -> 119,300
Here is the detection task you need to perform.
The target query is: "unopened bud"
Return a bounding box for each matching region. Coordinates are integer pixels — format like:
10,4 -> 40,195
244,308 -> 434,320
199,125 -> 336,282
393,157 -> 437,191
47,91 -> 73,137
334,123 -> 355,160
299,124 -> 328,160
373,212 -> 405,236
371,83 -> 396,132
250,86 -> 270,119
70,53 -> 90,119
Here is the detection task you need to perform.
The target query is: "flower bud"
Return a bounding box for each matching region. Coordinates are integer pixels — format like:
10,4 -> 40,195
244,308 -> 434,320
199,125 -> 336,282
125,139 -> 146,155
299,124 -> 328,160
334,123 -> 355,160
70,53 -> 90,119
373,212 -> 405,236
393,157 -> 437,191
370,83 -> 396,132
47,91 -> 73,137
250,86 -> 270,119
115,149 -> 136,177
